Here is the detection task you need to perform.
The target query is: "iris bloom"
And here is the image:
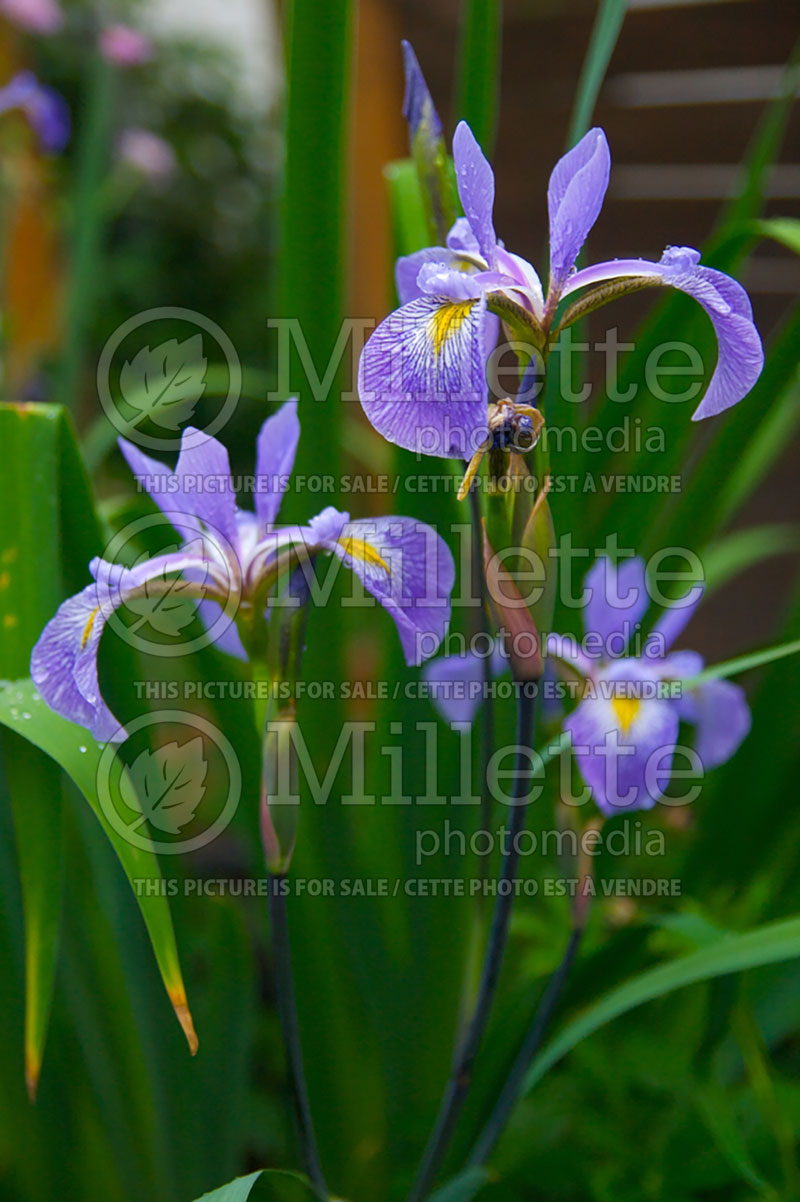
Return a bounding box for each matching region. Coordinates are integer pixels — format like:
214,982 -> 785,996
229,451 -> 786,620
31,400 -> 455,742
424,556 -> 750,815
359,94 -> 763,458
552,557 -> 750,815
0,70 -> 69,151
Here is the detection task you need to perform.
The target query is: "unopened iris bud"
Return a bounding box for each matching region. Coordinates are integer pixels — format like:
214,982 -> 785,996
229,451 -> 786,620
401,40 -> 457,244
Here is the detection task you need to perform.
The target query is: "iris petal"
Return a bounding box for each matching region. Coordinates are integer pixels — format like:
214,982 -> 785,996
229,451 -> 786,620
583,556 -> 649,654
254,398 -> 300,531
324,515 -> 455,666
452,122 -> 497,265
547,127 -> 610,301
675,678 -> 751,769
358,294 -> 490,458
560,248 -> 764,418
566,661 -> 679,815
30,550 -> 212,742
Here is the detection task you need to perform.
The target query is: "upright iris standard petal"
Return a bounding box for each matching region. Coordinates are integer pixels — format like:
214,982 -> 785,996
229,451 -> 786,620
561,247 -> 764,418
650,584 -> 705,654
30,550 -> 213,741
583,556 -> 650,655
175,428 -> 238,547
452,122 -> 497,266
118,437 -> 203,533
325,516 -> 455,666
565,660 -> 680,815
254,398 -> 300,530
358,294 -> 491,458
547,127 -> 610,301
675,678 -> 751,769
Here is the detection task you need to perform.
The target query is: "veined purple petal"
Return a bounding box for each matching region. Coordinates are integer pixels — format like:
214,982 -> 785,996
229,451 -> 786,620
175,427 -> 238,548
358,294 -> 490,458
675,678 -> 751,769
401,40 -> 442,141
565,659 -> 679,815
547,127 -> 610,302
30,585 -> 124,741
396,247 -> 453,304
30,549 -> 211,742
583,556 -> 649,655
453,122 -> 496,266
254,398 -> 300,531
561,247 -> 763,418
324,515 -> 455,665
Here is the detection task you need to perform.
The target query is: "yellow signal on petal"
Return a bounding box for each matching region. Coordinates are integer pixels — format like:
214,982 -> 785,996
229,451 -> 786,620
429,301 -> 475,358
611,696 -> 641,736
337,538 -> 390,574
81,606 -> 100,649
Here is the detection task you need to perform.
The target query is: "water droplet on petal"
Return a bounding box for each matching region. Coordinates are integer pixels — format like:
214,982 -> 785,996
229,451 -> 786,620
78,745 -> 87,754
21,712 -> 31,720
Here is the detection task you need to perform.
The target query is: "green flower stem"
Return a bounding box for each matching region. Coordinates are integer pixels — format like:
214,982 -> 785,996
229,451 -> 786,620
406,688 -> 536,1202
266,873 -> 329,1198
467,926 -> 584,1167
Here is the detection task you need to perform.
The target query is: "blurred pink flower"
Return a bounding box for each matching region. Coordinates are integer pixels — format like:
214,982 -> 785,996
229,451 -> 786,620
118,127 -> 176,181
99,23 -> 153,66
0,0 -> 63,33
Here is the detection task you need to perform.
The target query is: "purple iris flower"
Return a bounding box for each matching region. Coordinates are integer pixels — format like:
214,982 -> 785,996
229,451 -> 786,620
31,400 -> 455,742
552,557 -> 750,815
423,556 -> 750,815
358,113 -> 763,457
0,70 -> 70,152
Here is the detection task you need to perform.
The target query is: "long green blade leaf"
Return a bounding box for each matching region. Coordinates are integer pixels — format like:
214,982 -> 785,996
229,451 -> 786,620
524,915 -> 800,1093
683,638 -> 800,690
455,0 -> 503,154
567,0 -> 627,145
0,679 -> 197,1056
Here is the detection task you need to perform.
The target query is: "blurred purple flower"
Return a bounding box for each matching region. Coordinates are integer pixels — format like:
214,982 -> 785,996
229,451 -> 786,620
31,401 -> 455,741
0,70 -> 70,151
0,0 -> 62,33
552,557 -> 751,816
117,127 -> 176,181
99,23 -> 153,66
358,77 -> 763,457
